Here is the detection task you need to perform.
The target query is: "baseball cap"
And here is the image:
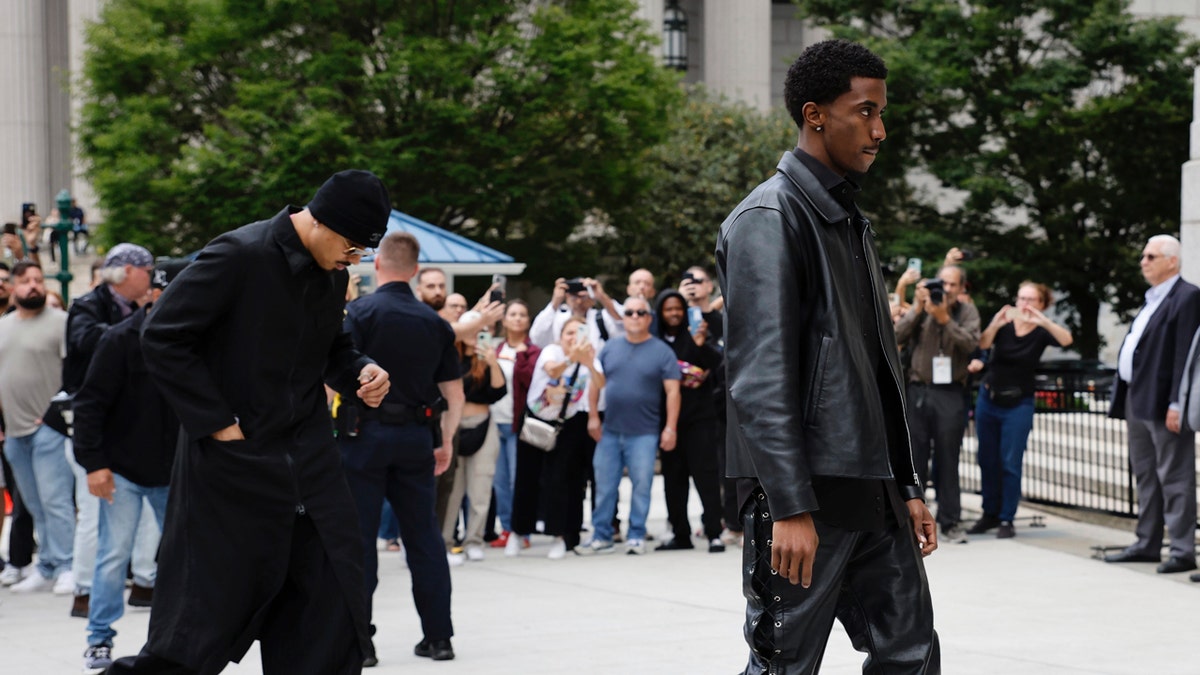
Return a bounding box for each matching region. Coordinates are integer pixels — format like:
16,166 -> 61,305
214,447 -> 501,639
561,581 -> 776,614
151,258 -> 190,290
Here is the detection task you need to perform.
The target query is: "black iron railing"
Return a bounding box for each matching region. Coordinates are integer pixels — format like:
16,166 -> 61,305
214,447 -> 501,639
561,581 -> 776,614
960,369 -> 1141,517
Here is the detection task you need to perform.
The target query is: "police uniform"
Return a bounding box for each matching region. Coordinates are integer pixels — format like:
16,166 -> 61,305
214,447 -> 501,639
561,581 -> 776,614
339,280 -> 460,651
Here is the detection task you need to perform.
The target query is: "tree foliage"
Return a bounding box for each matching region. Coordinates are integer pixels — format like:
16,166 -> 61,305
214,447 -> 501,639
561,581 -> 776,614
79,0 -> 681,282
603,86 -> 797,285
796,0 -> 1200,357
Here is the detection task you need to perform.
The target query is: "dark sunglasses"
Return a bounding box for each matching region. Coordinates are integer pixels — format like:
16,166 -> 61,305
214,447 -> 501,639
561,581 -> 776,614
623,309 -> 650,317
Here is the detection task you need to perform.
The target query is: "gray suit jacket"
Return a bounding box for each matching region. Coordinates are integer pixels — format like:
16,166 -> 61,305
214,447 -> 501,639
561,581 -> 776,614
1179,325 -> 1200,430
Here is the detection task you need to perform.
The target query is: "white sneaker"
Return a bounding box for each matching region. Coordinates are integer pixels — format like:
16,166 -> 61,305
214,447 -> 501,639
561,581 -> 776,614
83,644 -> 113,673
465,545 -> 485,562
446,551 -> 465,567
573,539 -> 614,556
504,532 -> 522,557
719,528 -> 744,548
547,538 -> 566,560
625,539 -> 646,555
53,570 -> 76,595
0,564 -> 29,586
10,572 -> 53,593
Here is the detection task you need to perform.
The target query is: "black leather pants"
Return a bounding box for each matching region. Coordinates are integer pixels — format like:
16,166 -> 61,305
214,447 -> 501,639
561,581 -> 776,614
741,487 -> 940,674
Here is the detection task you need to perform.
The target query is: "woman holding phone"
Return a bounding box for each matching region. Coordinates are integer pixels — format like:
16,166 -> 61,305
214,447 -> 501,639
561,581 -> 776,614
969,281 -> 1073,538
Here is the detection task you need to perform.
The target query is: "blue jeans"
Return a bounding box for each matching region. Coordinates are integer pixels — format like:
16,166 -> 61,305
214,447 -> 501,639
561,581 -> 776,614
974,389 -> 1036,522
378,500 -> 399,540
591,432 -> 659,543
492,422 -> 518,532
87,473 -> 169,647
3,425 -> 74,579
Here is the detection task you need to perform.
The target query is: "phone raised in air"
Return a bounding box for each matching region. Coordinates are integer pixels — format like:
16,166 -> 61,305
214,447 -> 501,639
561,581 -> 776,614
490,274 -> 506,303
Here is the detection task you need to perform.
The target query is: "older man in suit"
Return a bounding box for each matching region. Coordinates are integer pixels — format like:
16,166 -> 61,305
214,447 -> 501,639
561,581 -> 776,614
1107,234 -> 1200,574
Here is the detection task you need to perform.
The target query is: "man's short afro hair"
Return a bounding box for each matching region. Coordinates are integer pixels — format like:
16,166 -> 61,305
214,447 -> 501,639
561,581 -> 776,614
784,39 -> 887,129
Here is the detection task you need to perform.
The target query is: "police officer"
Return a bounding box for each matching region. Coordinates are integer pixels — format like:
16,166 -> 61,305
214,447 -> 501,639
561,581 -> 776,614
339,231 -> 465,665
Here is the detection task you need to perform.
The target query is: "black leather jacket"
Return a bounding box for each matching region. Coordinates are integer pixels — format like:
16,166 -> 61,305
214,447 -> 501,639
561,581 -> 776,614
716,152 -> 922,520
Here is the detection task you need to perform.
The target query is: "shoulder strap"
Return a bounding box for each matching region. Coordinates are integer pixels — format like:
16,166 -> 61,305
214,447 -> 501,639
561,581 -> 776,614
557,363 -> 583,422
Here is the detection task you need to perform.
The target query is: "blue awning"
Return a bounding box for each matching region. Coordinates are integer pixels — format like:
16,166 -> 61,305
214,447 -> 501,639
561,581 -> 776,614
385,210 -> 522,269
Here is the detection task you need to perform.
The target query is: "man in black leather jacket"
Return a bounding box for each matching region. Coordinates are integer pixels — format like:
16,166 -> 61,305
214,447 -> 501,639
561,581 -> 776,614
716,40 -> 940,674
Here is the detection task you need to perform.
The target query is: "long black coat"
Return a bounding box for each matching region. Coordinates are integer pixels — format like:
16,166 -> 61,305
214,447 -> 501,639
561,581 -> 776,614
140,207 -> 374,673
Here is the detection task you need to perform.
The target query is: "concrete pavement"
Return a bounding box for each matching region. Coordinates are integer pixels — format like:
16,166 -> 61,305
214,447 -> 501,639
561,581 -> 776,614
2,480 -> 1197,674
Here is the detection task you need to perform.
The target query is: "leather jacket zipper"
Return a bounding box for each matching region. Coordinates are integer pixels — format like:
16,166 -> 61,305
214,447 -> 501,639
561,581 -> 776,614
861,219 -> 921,487
283,452 -> 306,515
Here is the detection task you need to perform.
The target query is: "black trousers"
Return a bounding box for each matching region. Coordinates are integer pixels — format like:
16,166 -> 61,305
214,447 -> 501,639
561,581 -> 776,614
2,451 -> 35,568
511,412 -> 594,548
741,487 -> 939,675
661,416 -> 724,542
108,515 -> 360,675
341,421 -> 453,641
905,384 -> 964,528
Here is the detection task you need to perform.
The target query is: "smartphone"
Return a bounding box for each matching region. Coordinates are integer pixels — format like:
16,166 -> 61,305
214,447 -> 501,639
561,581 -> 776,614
687,306 -> 703,335
907,258 -> 922,275
3,223 -> 15,235
576,324 -> 588,343
477,329 -> 492,347
490,274 -> 506,303
1005,307 -> 1023,321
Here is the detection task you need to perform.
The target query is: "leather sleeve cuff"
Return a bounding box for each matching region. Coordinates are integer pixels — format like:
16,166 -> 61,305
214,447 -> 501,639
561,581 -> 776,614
900,484 -> 925,502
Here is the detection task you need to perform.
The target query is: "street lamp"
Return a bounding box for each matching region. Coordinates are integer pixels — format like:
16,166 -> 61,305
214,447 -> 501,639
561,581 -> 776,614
51,189 -> 75,304
663,0 -> 688,71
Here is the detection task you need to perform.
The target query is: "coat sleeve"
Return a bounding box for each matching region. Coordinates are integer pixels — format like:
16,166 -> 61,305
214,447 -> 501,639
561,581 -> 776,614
1169,285 -> 1200,408
326,299 -> 373,398
71,327 -> 127,474
719,206 -> 816,520
140,236 -> 243,439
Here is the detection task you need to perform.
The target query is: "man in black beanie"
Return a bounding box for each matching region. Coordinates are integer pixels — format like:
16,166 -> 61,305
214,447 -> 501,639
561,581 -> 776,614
107,170 -> 393,675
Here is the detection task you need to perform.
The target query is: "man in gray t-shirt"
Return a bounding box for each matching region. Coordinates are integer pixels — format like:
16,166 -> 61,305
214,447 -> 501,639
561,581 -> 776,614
576,296 -> 680,556
0,261 -> 75,593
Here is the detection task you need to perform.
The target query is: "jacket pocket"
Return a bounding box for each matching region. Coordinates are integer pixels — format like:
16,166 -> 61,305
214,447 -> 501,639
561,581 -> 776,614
805,336 -> 832,427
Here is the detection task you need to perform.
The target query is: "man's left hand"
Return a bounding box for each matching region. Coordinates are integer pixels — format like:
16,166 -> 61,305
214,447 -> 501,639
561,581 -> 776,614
1166,408 -> 1182,434
926,299 -> 951,324
356,364 -> 390,407
907,498 -> 937,557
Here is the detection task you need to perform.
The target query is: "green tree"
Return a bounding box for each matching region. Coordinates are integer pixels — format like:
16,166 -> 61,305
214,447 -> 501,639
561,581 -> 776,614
79,0 -> 681,282
796,0 -> 1200,357
604,87 -> 797,286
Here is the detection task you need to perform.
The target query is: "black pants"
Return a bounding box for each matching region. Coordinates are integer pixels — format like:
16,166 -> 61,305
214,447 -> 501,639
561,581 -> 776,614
661,416 -> 724,542
511,412 -> 594,548
108,515 -> 360,675
905,384 -> 964,528
741,487 -> 939,674
341,421 -> 453,641
2,451 -> 35,568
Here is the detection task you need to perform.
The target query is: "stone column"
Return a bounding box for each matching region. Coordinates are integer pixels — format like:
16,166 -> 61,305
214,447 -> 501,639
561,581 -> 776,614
69,0 -> 104,220
0,0 -> 51,218
702,0 -> 770,111
1182,67 -> 1200,281
635,0 -> 665,47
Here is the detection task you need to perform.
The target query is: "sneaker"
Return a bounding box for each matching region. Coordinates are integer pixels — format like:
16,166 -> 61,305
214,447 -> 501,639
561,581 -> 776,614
10,572 -> 53,593
996,521 -> 1016,539
573,539 -> 615,556
941,524 -> 968,544
446,551 -> 465,567
708,538 -> 727,553
83,644 -> 113,673
414,638 -> 455,661
465,545 -> 485,562
504,532 -> 523,557
53,570 -> 76,595
71,593 -> 89,618
128,584 -> 153,608
655,537 -> 694,551
490,530 -> 511,549
547,538 -> 567,560
625,539 -> 646,555
719,528 -> 744,548
0,564 -> 29,586
966,514 -> 1001,535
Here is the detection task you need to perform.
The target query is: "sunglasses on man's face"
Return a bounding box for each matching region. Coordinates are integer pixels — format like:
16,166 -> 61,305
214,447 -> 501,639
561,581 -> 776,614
342,236 -> 374,258
623,309 -> 650,317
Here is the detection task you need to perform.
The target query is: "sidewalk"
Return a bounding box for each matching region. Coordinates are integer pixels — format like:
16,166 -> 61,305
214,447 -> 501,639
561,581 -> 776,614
2,481 -> 1197,674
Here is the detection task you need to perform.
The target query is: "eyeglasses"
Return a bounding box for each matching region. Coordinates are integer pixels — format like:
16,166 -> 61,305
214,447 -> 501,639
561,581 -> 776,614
342,237 -> 374,258
623,309 -> 650,317
0,277 -> 10,284
1141,253 -> 1161,261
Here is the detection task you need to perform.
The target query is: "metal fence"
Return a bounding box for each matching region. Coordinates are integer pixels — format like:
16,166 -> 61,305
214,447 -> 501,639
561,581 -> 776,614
959,370 -> 1140,517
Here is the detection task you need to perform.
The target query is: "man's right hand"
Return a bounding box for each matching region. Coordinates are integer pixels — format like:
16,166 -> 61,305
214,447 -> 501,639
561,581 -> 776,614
212,423 -> 245,441
88,468 -> 116,503
433,444 -> 452,475
771,512 -> 819,588
911,285 -> 929,315
550,278 -> 568,307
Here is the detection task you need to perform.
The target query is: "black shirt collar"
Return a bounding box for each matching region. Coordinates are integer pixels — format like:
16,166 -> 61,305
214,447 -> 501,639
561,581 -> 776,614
272,206 -> 319,276
791,147 -> 861,213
